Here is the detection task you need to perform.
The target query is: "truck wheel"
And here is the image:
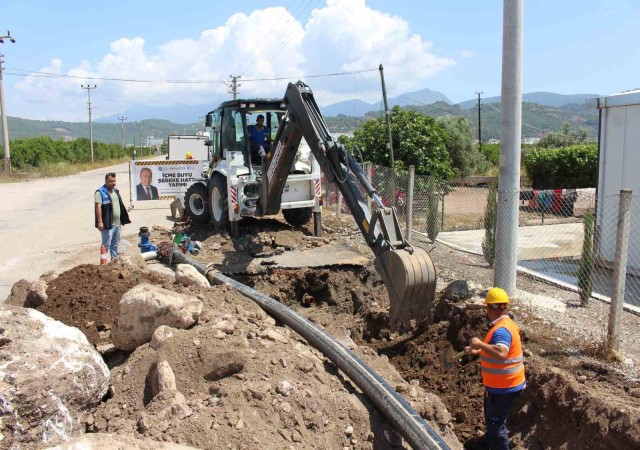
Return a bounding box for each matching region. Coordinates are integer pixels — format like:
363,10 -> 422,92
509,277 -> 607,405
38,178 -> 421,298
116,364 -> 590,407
184,183 -> 210,223
283,207 -> 313,227
210,173 -> 230,230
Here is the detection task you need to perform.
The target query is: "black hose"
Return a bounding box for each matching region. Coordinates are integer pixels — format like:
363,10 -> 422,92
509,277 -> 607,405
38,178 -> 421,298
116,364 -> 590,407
170,250 -> 451,450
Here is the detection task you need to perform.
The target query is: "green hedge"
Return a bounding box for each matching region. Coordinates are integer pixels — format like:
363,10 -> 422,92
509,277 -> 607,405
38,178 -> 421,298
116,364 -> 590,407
522,143 -> 598,189
7,137 -> 132,169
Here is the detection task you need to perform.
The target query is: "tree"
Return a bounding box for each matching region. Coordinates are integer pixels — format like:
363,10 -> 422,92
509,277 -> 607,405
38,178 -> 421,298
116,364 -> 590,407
338,107 -> 453,179
436,115 -> 488,177
537,122 -> 590,148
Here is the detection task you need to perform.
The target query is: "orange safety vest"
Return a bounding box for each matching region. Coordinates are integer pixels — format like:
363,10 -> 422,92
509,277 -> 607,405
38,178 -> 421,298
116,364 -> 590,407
480,316 -> 525,390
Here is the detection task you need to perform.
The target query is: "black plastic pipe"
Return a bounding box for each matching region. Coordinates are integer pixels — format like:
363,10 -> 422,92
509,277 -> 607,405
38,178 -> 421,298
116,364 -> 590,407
170,250 -> 450,450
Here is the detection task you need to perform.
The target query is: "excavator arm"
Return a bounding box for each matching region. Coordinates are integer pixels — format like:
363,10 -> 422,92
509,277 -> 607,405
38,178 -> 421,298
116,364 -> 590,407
257,81 -> 437,328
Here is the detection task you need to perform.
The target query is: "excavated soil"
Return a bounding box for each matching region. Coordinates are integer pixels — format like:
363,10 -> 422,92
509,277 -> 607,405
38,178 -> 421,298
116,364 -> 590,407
7,211 -> 640,449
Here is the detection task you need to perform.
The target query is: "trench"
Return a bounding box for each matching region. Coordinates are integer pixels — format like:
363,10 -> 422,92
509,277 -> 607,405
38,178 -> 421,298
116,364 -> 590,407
234,266 -> 640,450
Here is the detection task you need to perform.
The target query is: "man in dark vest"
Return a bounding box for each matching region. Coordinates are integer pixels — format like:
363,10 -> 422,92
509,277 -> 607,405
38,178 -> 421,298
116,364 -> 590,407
95,172 -> 131,260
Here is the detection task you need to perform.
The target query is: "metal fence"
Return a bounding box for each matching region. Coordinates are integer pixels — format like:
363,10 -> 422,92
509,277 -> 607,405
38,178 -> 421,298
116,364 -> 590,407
322,164 -> 640,317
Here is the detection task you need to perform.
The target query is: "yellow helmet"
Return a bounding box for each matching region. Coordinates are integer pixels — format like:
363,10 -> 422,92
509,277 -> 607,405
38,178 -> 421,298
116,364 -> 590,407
484,287 -> 509,305
186,152 -> 192,159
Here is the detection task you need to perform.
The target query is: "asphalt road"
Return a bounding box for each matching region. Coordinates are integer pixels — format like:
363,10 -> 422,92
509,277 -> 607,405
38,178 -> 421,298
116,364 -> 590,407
0,161 -> 174,301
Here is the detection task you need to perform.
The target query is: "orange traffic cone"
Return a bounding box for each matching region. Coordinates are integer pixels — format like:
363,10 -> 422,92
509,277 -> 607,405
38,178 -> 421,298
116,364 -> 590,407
100,245 -> 108,265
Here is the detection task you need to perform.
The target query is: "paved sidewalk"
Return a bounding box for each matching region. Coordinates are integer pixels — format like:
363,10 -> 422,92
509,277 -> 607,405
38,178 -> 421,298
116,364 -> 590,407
437,222 -> 584,260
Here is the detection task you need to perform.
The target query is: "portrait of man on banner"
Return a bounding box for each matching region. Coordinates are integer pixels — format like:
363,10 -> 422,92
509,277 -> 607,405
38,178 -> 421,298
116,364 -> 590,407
136,167 -> 159,201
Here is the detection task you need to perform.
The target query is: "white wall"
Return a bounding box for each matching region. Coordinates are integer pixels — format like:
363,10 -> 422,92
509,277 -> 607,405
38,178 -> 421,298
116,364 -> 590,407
597,103 -> 640,268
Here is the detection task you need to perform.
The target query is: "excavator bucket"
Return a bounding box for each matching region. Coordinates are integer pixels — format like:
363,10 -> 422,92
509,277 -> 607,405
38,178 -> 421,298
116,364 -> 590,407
374,246 -> 437,329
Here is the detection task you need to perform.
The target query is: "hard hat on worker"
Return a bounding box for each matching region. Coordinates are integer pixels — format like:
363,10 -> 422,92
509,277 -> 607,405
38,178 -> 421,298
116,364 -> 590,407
484,287 -> 509,307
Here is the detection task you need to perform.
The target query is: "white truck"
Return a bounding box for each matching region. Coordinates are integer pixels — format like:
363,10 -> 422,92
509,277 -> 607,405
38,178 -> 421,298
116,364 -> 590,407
167,135 -> 210,161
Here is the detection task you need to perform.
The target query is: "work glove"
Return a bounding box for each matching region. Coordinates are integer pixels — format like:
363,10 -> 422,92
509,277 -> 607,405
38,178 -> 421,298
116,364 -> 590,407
258,146 -> 266,159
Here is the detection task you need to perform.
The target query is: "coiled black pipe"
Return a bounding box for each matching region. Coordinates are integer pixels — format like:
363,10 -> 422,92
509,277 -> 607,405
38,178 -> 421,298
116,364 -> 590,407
170,249 -> 451,450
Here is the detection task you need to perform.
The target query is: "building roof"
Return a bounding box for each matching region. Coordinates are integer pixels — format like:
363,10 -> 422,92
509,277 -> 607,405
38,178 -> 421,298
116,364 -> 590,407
596,89 -> 640,109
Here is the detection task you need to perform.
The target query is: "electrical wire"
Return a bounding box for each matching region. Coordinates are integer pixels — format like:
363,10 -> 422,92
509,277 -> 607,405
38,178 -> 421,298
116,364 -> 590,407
4,67 -> 378,84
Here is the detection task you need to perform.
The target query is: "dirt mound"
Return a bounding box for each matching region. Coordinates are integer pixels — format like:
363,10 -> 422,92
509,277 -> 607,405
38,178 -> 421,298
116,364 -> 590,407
6,209 -> 640,449
36,262 -> 169,346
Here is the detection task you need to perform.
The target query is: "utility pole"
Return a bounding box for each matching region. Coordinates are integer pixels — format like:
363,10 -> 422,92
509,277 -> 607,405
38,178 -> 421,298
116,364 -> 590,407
81,84 -> 97,162
228,75 -> 241,100
495,0 -> 523,299
118,116 -> 127,150
378,64 -> 394,167
0,30 -> 16,175
475,91 -> 483,153
138,122 -> 142,157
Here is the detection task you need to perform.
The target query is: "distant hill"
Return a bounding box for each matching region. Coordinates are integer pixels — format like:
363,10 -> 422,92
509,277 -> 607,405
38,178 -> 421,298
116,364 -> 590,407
457,91 -> 600,109
91,87 -> 451,122
3,88 -> 600,143
98,97 -> 227,124
5,117 -> 201,145
395,100 -> 599,141
320,88 -> 451,117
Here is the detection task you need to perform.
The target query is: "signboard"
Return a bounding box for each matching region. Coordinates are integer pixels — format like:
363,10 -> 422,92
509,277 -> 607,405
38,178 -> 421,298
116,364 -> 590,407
130,160 -> 207,201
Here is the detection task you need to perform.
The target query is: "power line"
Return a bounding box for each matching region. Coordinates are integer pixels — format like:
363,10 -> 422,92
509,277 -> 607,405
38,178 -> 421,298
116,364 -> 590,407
4,67 -> 378,84
483,101 -> 546,132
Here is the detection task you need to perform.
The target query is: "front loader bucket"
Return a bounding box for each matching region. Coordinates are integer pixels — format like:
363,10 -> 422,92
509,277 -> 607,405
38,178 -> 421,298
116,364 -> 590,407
374,246 -> 437,329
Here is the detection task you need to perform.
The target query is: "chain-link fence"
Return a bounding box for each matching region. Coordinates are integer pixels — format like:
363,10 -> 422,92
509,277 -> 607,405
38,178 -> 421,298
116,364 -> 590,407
322,163 -> 640,314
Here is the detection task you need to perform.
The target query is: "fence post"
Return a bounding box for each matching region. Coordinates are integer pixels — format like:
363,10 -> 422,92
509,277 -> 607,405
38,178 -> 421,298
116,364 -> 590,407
607,189 -> 632,353
405,165 -> 415,243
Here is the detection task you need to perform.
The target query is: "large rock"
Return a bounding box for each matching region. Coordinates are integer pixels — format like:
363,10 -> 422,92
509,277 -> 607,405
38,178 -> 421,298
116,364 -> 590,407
0,306 -> 110,447
444,280 -> 471,302
111,284 -> 203,351
45,433 -> 200,449
175,264 -> 210,288
26,278 -> 48,307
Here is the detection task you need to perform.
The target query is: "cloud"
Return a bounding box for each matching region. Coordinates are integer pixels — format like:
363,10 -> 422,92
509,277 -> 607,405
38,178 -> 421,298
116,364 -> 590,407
14,0 -> 454,120
461,50 -> 474,58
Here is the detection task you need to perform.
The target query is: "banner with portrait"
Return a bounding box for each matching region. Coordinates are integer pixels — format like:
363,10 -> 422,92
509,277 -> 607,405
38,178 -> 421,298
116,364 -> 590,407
130,160 -> 208,202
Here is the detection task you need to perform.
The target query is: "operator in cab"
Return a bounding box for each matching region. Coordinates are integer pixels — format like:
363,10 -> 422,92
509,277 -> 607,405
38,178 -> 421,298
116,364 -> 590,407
247,114 -> 271,164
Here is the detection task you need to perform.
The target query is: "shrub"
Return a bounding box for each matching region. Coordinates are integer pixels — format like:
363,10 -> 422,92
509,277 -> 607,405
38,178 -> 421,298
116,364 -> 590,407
482,182 -> 498,268
522,142 -> 597,189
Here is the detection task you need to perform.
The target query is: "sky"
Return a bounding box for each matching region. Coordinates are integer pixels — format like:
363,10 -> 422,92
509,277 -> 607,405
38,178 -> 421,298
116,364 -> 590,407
1,0 -> 639,121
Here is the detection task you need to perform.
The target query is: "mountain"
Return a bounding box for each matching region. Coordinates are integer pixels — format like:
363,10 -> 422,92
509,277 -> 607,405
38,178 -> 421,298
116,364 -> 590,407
98,97 -> 227,124
320,99 -> 378,117
3,89 -> 600,143
394,100 -> 599,141
388,88 -> 451,108
5,117 -> 200,145
457,91 -> 600,109
96,87 -> 451,121
319,88 -> 452,117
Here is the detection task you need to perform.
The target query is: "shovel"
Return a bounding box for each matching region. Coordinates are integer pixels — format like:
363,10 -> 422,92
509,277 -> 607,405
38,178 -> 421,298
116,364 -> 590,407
440,347 -> 468,370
